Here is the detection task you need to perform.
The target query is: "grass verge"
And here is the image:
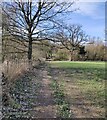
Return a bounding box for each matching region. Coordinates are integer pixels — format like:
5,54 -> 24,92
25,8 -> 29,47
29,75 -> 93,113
50,79 -> 71,118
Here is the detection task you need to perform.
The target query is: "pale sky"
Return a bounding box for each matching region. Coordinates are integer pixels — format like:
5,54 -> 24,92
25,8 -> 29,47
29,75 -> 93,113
65,1 -> 105,39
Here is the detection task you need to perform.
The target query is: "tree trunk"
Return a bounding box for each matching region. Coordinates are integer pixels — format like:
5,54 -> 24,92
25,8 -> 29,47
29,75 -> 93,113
28,36 -> 33,69
28,37 -> 32,61
69,51 -> 73,61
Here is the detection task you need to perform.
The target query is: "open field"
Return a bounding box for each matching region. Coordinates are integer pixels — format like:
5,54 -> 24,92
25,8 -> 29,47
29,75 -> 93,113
50,61 -> 105,68
2,61 -> 106,118
49,61 -> 106,118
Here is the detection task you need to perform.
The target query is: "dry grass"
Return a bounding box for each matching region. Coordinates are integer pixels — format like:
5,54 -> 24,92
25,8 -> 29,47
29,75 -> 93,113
2,59 -> 29,81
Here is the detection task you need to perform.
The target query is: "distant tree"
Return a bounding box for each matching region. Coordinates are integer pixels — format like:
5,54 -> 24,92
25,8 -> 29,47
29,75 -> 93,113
55,24 -> 88,61
54,48 -> 69,61
86,38 -> 106,61
78,46 -> 87,60
36,40 -> 55,60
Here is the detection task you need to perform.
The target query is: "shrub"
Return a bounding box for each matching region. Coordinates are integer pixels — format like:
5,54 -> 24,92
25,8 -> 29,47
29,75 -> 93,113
54,49 -> 69,61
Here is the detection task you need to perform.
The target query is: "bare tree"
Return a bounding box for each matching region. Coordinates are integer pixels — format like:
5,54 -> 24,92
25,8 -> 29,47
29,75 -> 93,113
2,11 -> 28,61
2,0 -> 75,61
55,24 -> 88,61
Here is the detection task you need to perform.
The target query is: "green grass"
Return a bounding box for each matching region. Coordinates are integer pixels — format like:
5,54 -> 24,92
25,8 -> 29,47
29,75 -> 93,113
50,61 -> 105,69
50,61 -> 106,80
49,61 -> 105,116
50,80 -> 71,118
76,79 -> 105,107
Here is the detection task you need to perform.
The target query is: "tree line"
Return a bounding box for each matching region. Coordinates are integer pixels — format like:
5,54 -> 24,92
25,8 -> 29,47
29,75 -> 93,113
2,0 -> 106,62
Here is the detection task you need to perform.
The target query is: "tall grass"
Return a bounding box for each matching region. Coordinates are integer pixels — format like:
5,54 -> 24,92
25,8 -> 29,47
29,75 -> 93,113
2,59 -> 39,108
2,59 -> 30,81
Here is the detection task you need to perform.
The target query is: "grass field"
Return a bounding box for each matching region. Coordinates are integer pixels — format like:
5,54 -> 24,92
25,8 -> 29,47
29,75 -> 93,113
50,61 -> 105,68
49,61 -> 106,118
3,61 -> 106,118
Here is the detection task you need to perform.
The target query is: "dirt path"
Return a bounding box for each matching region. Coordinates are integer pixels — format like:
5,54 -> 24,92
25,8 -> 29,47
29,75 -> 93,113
30,65 -> 57,118
2,64 -> 57,119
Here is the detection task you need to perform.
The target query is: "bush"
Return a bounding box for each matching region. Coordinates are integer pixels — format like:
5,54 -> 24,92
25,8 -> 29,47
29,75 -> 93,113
54,49 -> 69,61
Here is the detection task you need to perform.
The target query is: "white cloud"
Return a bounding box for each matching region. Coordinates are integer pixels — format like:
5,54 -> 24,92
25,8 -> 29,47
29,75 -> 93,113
77,0 -> 105,2
58,0 -> 106,2
2,0 -> 105,20
73,1 -> 105,19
